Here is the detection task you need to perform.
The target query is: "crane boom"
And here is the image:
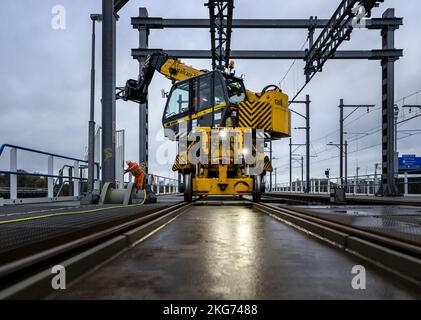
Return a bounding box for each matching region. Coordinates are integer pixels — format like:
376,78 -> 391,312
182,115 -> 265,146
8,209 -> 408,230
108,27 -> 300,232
119,52 -> 205,104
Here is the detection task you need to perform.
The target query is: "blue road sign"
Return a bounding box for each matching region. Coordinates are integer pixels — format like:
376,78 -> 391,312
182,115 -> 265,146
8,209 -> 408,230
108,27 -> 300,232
399,154 -> 421,172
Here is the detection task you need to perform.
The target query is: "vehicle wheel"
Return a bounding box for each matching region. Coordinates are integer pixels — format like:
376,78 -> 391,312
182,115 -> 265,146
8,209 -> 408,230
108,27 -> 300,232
184,173 -> 193,202
253,175 -> 262,202
260,174 -> 266,193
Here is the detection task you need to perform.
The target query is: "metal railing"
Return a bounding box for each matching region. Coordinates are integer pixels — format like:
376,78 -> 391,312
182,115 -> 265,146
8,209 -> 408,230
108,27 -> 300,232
0,144 -> 100,205
0,143 -> 180,205
125,173 -> 180,195
270,172 -> 421,197
148,174 -> 180,195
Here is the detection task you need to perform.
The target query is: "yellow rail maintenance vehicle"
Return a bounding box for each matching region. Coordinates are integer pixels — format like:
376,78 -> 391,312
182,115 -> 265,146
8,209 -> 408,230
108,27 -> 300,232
121,52 -> 291,202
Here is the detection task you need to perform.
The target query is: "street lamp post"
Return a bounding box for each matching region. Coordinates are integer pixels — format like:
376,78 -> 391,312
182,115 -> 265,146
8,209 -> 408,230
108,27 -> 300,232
327,141 -> 348,190
344,140 -> 348,191
292,154 -> 304,192
85,14 -> 102,202
338,100 -> 375,186
394,104 -> 400,177
301,155 -> 304,191
271,156 -> 280,191
272,167 -> 278,191
355,166 -> 360,194
290,140 -> 306,192
269,140 -> 272,191
289,138 -> 292,192
289,95 -> 311,193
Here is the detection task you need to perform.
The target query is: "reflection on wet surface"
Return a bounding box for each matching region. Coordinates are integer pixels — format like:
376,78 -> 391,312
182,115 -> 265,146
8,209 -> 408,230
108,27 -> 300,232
293,205 -> 421,216
53,205 -> 421,300
198,206 -> 263,297
283,204 -> 421,243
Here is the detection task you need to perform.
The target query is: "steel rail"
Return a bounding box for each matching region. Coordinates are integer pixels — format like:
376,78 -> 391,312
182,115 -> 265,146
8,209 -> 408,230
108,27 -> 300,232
264,192 -> 421,207
254,202 -> 421,286
0,201 -> 192,299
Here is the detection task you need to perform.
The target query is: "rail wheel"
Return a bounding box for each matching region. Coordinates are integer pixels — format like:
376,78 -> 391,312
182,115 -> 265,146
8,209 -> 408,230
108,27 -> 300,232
252,175 -> 262,202
260,174 -> 266,193
184,173 -> 193,202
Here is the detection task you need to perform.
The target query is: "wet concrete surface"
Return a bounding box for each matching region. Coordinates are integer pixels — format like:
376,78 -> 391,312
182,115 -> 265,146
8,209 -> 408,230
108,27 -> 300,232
275,204 -> 421,246
265,192 -> 421,206
0,195 -> 183,262
293,205 -> 421,217
52,205 -> 421,300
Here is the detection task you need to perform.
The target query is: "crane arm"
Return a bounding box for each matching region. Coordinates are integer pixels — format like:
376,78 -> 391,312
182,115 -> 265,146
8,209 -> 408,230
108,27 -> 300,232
119,52 -> 205,104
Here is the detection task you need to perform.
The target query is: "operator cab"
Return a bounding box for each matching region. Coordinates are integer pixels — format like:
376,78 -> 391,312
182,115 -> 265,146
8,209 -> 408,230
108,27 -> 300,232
162,70 -> 247,138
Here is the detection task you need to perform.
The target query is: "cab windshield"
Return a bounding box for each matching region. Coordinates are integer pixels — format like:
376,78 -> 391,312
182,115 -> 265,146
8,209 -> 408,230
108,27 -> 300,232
224,75 -> 246,104
164,81 -> 189,119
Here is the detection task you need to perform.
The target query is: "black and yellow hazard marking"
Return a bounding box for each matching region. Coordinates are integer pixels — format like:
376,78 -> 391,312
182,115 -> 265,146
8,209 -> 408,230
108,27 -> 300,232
264,156 -> 273,172
172,154 -> 192,171
238,101 -> 272,131
172,155 -> 182,171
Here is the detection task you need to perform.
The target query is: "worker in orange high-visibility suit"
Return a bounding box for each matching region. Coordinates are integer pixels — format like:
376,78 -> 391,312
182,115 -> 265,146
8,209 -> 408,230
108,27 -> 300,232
124,161 -> 145,193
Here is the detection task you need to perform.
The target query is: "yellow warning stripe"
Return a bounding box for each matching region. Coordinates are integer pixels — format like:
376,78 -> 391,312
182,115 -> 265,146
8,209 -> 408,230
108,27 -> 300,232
164,103 -> 227,128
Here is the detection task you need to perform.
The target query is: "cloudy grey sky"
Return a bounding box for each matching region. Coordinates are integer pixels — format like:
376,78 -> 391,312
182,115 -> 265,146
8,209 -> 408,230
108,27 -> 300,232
0,0 -> 420,183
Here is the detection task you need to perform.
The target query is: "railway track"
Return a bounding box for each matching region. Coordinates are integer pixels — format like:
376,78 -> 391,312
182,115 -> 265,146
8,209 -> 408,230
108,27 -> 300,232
1,196 -> 420,299
0,201 -> 193,299
265,192 -> 421,207
253,202 -> 421,288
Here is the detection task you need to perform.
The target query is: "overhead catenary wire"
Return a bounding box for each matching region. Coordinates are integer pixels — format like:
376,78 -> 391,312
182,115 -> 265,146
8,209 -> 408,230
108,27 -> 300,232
308,103 -> 420,167
308,89 -> 421,160
309,131 -> 421,167
280,76 -> 420,179
279,38 -> 309,90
